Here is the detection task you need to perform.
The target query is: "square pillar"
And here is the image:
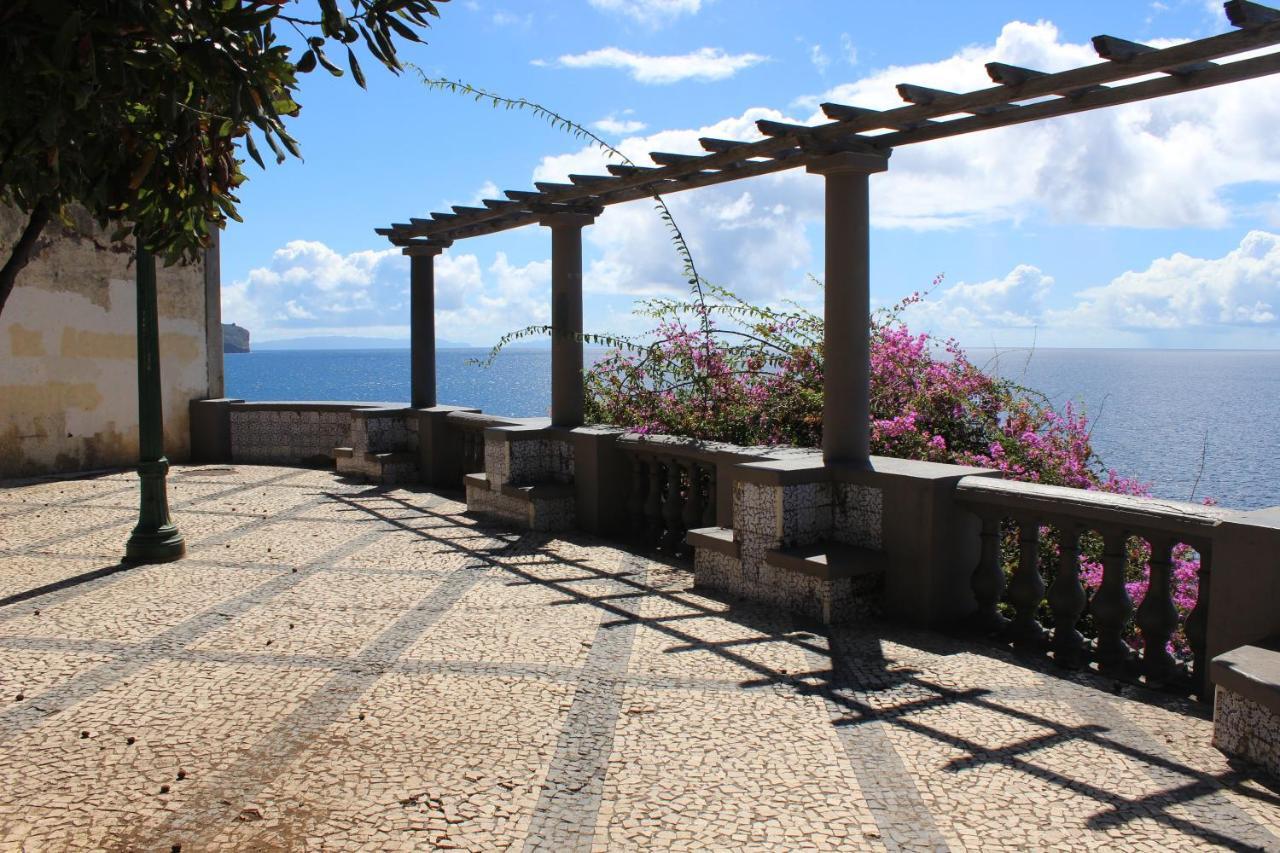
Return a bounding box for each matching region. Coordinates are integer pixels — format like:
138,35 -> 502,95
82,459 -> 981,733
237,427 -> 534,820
539,212 -> 595,428
404,241 -> 451,410
807,150 -> 890,469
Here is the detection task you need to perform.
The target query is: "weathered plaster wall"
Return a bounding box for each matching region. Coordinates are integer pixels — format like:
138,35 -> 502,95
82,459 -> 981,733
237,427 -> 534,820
0,206 -> 211,477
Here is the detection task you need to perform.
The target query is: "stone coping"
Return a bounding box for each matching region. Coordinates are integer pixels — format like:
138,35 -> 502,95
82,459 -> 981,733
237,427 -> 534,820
956,475 -> 1228,542
686,526 -> 738,558
617,433 -> 778,466
1212,641 -> 1280,713
734,454 -> 996,487
484,421 -> 569,443
446,411 -> 530,430
229,400 -> 405,413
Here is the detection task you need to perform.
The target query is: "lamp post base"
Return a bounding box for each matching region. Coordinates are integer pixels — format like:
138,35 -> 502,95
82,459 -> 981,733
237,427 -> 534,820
125,457 -> 185,564
124,526 -> 186,564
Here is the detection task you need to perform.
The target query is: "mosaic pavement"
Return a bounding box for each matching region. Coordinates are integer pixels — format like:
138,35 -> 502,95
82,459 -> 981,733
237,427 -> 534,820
1,464 -> 1278,851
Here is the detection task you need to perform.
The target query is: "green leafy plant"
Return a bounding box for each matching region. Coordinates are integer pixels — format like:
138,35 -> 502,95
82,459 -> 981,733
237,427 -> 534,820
0,0 -> 447,315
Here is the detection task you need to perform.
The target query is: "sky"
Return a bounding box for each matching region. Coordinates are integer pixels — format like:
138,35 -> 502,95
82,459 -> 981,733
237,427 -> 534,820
220,0 -> 1280,349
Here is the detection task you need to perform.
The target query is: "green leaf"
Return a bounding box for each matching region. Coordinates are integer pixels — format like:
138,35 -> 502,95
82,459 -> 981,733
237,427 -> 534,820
346,47 -> 366,88
244,132 -> 266,170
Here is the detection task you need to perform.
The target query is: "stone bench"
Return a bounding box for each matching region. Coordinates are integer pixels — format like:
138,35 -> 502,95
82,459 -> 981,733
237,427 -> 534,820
1211,642 -> 1280,779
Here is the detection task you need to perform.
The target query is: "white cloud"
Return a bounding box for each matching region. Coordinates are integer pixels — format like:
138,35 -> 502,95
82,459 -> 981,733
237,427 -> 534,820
1053,230 -> 1280,331
810,44 -> 830,74
221,240 -> 551,344
898,232 -> 1280,346
592,113 -> 648,135
840,32 -> 858,66
905,265 -> 1054,332
587,0 -> 702,27
491,9 -> 531,27
544,46 -> 767,84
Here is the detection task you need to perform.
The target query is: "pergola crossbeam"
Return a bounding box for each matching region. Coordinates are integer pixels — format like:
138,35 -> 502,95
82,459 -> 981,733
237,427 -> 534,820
1093,34 -> 1217,74
649,151 -> 704,165
821,102 -> 937,129
381,9 -> 1280,242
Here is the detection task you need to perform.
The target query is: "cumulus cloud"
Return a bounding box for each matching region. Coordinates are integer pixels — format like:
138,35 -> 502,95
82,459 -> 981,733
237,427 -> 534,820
587,0 -> 702,27
543,47 -> 767,84
1051,230 -> 1280,331
905,265 -> 1054,332
221,240 -> 550,344
899,232 -> 1280,346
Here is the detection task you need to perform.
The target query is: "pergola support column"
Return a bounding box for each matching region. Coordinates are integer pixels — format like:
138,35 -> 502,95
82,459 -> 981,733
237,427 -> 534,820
807,149 -> 890,469
404,241 -> 451,409
539,212 -> 595,427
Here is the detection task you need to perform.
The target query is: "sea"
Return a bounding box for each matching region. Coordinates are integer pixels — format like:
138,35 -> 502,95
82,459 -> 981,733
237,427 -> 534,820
224,347 -> 1280,511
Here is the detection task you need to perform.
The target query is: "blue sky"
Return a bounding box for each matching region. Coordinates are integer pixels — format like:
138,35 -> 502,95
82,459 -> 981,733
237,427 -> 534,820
221,0 -> 1280,348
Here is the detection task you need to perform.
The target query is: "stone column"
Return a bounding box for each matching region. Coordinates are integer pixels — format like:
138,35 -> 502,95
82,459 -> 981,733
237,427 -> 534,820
539,212 -> 595,427
405,242 -> 449,409
807,150 -> 890,468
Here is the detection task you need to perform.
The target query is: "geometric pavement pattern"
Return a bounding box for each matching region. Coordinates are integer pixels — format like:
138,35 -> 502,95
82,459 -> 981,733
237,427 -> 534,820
1,464 -> 1278,851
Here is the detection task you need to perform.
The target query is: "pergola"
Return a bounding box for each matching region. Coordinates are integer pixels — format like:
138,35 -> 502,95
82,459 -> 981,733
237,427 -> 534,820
379,0 -> 1280,470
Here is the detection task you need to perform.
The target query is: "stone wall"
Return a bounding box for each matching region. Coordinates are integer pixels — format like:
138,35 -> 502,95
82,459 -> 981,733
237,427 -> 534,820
229,405 -> 354,465
0,205 -> 215,477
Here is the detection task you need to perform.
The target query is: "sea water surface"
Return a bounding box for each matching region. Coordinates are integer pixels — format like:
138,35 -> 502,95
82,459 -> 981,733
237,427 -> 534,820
225,347 -> 1280,510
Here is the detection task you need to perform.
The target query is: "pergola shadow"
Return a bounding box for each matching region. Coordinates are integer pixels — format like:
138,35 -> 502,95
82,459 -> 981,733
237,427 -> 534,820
327,482 -> 1280,851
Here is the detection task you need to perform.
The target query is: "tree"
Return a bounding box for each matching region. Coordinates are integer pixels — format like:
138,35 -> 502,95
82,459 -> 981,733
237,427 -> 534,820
0,0 -> 446,315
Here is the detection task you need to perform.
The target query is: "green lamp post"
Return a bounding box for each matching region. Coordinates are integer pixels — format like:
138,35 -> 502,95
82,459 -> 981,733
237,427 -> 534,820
125,238 -> 185,563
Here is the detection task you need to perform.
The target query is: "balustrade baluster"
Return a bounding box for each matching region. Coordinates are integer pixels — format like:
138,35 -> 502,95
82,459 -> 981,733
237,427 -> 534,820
1091,528 -> 1133,674
626,455 -> 648,542
971,512 -> 1008,633
1048,524 -> 1087,667
644,456 -> 665,548
1183,547 -> 1212,696
701,463 -> 717,528
1007,517 -> 1048,648
680,459 -> 704,557
661,457 -> 685,552
1136,536 -> 1179,686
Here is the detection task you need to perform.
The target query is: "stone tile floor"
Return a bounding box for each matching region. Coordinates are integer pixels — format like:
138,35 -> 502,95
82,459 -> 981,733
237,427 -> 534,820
0,464 -> 1278,852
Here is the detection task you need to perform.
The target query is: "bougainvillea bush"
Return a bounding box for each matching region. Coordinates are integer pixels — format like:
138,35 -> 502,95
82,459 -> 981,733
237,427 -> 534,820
582,279 -> 1203,658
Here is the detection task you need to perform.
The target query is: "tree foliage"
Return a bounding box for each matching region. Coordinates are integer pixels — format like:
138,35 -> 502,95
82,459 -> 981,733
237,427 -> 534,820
0,0 -> 446,313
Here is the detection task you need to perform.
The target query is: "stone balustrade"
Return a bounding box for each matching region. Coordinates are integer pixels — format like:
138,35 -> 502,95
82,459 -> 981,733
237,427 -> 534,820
956,476 -> 1228,694
616,435 -> 771,558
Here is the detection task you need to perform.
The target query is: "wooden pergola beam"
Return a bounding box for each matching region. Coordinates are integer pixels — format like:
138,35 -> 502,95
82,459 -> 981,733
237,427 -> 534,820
383,9 -> 1280,242
1229,0 -> 1280,26
1092,34 -> 1217,73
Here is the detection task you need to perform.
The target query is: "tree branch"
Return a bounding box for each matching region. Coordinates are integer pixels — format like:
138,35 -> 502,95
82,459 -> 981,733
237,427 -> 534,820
0,200 -> 52,317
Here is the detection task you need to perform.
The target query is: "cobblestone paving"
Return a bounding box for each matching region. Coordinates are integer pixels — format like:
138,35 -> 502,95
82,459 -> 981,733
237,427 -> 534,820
1,464 -> 1279,851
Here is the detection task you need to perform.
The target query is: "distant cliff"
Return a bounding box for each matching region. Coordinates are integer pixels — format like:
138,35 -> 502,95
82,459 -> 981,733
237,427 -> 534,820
222,323 -> 250,354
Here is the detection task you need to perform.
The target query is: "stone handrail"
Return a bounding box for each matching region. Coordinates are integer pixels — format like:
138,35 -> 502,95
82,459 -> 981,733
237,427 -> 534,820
955,475 -> 1230,694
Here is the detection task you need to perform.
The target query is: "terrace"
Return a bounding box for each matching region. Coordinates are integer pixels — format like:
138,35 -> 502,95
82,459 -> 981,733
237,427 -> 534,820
3,2 -> 1280,849
1,464 -> 1278,850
